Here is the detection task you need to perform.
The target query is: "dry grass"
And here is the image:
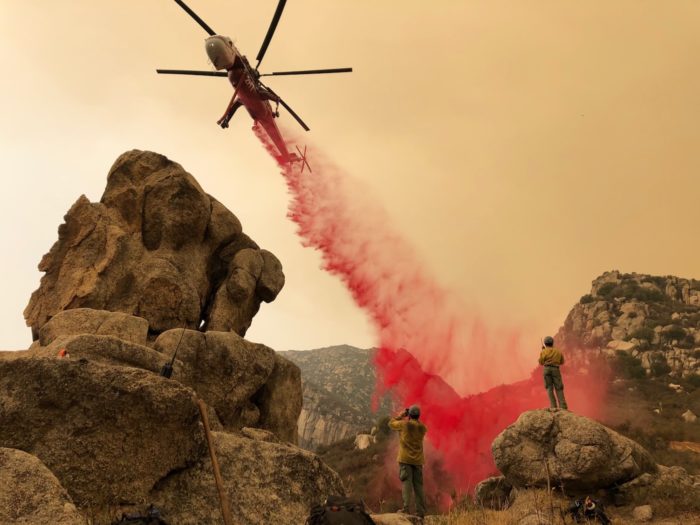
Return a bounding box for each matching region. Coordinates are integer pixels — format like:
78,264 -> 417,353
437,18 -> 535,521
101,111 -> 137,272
424,488 -> 700,525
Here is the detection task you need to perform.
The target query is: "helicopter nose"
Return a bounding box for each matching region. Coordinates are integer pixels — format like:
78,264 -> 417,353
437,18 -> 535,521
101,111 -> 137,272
205,36 -> 235,70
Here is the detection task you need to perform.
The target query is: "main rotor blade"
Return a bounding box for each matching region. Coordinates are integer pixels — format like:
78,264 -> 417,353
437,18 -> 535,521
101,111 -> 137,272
255,0 -> 287,69
259,67 -> 353,77
157,69 -> 227,77
278,97 -> 310,131
173,0 -> 216,36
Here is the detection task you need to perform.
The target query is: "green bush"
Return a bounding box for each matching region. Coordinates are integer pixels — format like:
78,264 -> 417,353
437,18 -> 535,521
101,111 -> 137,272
663,325 -> 686,342
613,351 -> 646,380
642,276 -> 668,288
597,282 -> 617,297
630,327 -> 655,341
375,415 -> 391,439
649,354 -> 672,377
688,374 -> 700,388
580,294 -> 594,304
631,287 -> 666,302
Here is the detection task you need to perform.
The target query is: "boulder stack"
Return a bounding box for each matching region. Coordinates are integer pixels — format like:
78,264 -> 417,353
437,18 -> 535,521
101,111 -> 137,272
24,150 -> 284,339
492,409 -> 656,491
0,151 -> 342,524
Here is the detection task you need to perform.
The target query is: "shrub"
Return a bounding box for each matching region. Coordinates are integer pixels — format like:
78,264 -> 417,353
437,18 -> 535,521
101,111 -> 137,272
662,325 -> 686,342
643,276 -> 668,288
649,354 -> 672,377
580,294 -> 594,304
688,374 -> 700,388
630,327 -> 655,341
597,282 -> 617,297
612,351 -> 646,380
375,415 -> 391,439
631,287 -> 666,302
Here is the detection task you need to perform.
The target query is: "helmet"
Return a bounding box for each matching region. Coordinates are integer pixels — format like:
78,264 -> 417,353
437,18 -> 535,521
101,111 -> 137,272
543,336 -> 554,347
408,405 -> 421,418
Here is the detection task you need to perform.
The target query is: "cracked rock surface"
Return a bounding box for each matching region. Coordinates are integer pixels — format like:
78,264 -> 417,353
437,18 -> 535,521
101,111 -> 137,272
492,409 -> 656,490
24,150 -> 284,340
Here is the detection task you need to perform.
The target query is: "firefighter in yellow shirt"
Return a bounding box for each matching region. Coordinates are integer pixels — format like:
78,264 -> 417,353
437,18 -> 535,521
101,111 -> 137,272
389,405 -> 428,518
539,336 -> 568,409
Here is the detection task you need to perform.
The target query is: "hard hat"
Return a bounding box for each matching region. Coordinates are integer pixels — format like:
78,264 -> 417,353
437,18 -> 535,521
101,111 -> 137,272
408,405 -> 421,418
543,336 -> 554,347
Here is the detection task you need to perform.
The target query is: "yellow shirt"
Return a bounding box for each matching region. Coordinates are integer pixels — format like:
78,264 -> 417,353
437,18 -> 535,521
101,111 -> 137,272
388,418 -> 427,465
539,346 -> 565,366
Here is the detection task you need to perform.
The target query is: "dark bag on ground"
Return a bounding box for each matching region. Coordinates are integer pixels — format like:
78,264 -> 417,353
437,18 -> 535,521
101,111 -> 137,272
112,504 -> 169,525
305,496 -> 376,525
569,497 -> 611,525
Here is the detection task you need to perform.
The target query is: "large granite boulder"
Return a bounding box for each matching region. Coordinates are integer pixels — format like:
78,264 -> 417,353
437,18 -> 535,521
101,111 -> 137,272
154,329 -> 280,431
39,308 -> 149,347
38,333 -> 165,373
0,356 -> 206,508
492,409 -> 656,491
475,475 -> 514,510
0,447 -> 84,525
618,465 -> 700,514
151,431 -> 345,525
24,150 -> 284,340
253,352 -> 303,444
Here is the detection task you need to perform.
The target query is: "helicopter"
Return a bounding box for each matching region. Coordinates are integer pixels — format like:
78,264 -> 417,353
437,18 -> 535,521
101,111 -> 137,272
157,0 -> 352,169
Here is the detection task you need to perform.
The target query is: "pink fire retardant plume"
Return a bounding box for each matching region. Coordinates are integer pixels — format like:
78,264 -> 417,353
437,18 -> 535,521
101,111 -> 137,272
252,123 -> 607,495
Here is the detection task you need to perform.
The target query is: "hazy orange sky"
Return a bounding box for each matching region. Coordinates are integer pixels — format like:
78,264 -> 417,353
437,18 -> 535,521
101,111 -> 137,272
1,1 -> 699,353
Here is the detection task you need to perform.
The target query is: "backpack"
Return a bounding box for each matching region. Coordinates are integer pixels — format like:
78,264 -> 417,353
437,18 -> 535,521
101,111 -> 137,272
305,496 -> 376,525
113,504 -> 169,525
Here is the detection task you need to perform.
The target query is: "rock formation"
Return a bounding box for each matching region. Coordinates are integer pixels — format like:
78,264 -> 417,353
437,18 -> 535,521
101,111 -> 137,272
557,271 -> 700,378
492,409 -> 657,491
282,345 -> 392,449
485,409 -> 700,519
150,430 -> 342,524
24,150 -> 284,340
0,151 -> 342,524
474,476 -> 514,510
0,448 -> 84,525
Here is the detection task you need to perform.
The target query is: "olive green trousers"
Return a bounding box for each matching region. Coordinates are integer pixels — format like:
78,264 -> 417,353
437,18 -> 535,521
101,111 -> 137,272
543,365 -> 568,409
399,463 -> 426,517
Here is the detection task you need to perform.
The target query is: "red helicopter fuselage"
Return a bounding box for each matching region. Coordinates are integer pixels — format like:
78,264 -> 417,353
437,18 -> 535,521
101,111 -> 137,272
225,58 -> 292,163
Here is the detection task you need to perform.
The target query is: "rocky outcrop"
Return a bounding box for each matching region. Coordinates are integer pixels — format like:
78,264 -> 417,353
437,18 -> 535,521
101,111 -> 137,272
619,465 -> 700,511
150,431 -> 344,525
492,409 -> 656,491
475,475 -> 514,510
282,346 -> 392,449
154,329 -> 276,429
354,434 -> 376,450
557,271 -> 700,379
253,352 -> 303,444
0,356 -> 206,508
0,447 -> 84,525
39,308 -> 149,347
2,151 -> 343,523
297,383 -> 369,449
24,150 -> 284,340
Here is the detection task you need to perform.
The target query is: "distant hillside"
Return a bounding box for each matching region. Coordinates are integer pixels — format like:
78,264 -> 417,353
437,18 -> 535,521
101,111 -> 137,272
311,272 -> 700,511
557,270 -> 700,379
553,271 -> 700,474
280,345 -> 391,449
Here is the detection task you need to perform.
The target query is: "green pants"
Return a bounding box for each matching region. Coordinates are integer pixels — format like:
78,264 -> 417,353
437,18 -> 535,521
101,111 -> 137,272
543,365 -> 568,409
399,463 -> 425,517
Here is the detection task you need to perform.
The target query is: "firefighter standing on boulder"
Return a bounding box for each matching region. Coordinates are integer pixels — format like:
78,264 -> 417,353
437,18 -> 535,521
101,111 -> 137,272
389,405 -> 427,519
539,336 -> 568,409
